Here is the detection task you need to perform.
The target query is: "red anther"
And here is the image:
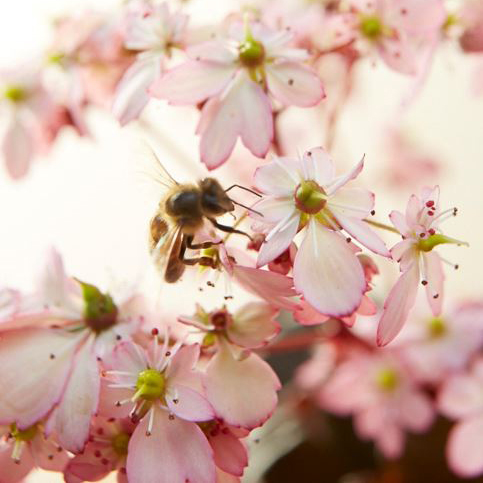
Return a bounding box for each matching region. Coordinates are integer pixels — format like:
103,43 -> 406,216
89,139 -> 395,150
433,294 -> 439,299
428,228 -> 436,235
428,211 -> 434,216
151,328 -> 159,336
421,280 -> 428,286
426,200 -> 434,207
419,232 -> 425,238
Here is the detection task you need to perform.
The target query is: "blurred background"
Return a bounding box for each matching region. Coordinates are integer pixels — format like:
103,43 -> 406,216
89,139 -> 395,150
1,0 -> 483,481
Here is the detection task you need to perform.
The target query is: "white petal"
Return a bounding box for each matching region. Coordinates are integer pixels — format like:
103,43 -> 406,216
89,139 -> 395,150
301,147 -> 335,186
293,219 -> 365,317
326,155 -> 365,195
328,187 -> 374,218
254,156 -> 300,196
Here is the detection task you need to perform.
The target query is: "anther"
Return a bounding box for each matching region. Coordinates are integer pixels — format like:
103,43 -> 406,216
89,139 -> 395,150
49,353 -> 55,359
168,414 -> 175,420
207,281 -> 215,287
101,458 -> 109,465
346,237 -> 351,243
371,210 -> 375,215
165,351 -> 171,357
433,293 -> 439,299
151,328 -> 159,336
48,454 -> 54,460
428,228 -> 435,235
94,450 -> 101,458
421,280 -> 428,286
173,399 -> 179,404
115,335 -> 122,341
426,200 -> 434,207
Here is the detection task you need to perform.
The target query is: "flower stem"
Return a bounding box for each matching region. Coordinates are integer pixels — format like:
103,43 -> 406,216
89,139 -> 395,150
363,218 -> 400,235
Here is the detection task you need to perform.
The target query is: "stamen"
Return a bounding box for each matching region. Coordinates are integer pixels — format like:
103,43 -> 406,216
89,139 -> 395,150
146,408 -> 155,436
430,207 -> 458,225
440,256 -> 459,270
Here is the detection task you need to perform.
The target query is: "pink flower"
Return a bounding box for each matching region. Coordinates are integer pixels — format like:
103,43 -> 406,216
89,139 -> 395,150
112,2 -> 188,125
377,186 -> 467,346
151,17 -> 325,169
320,350 -> 434,458
342,0 -> 446,75
0,421 -> 69,483
252,147 -> 389,318
103,338 -> 216,483
438,357 -> 483,477
64,417 -> 134,483
179,305 -> 281,429
401,302 -> 483,383
0,249 -> 144,453
459,0 -> 483,53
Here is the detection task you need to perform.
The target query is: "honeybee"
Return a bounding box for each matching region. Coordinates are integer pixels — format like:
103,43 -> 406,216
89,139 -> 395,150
147,150 -> 258,283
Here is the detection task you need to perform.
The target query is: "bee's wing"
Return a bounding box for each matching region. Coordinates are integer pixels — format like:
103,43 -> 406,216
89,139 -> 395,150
150,217 -> 185,283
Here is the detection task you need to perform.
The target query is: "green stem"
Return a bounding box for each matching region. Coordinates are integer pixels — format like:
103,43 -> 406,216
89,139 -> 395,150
363,218 -> 400,235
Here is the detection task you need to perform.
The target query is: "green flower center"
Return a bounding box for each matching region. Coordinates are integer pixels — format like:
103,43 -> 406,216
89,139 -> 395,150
294,180 -> 327,215
112,432 -> 130,456
4,85 -> 27,103
418,233 -> 457,252
80,281 -> 118,333
428,317 -> 447,338
10,423 -> 37,442
376,368 -> 399,392
239,36 -> 265,68
360,16 -> 383,40
135,369 -> 166,401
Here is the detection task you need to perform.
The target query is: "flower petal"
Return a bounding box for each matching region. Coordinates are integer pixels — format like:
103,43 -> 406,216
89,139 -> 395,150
293,220 -> 365,317
266,62 -> 325,107
2,118 -> 33,179
326,155 -> 365,195
126,406 -> 215,483
227,302 -> 280,349
328,187 -> 374,218
438,374 -> 483,419
150,61 -> 235,105
166,384 -> 214,422
422,251 -> 444,315
447,416 -> 483,478
208,429 -> 248,477
253,156 -> 300,196
204,343 -> 280,429
63,443 -> 111,482
301,147 -> 335,186
251,196 -> 295,223
389,210 -> 410,236
0,328 -> 77,428
377,262 -> 420,346
0,442 -> 35,483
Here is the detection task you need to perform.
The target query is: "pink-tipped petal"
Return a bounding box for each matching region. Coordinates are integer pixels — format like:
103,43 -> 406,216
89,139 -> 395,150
55,340 -> 100,453
0,328 -> 77,428
204,344 -> 280,429
2,118 -> 33,179
251,196 -> 295,223
447,416 -> 483,478
389,210 -> 410,236
405,194 -> 421,227
63,443 -> 111,482
326,155 -> 365,195
293,299 -> 331,326
328,187 -> 374,217
293,220 -> 365,317
377,263 -> 420,346
422,251 -> 444,315
253,158 -> 300,196
228,302 -> 280,349
126,406 -> 215,483
150,61 -> 234,105
302,147 -> 335,186
266,62 -> 325,107
209,429 -> 248,477
166,384 -> 214,422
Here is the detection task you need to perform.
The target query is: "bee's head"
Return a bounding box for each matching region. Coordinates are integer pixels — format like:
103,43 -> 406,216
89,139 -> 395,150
199,178 -> 234,216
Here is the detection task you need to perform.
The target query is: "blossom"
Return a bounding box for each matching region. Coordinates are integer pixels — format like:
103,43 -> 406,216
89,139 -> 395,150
179,304 -> 281,429
0,421 -> 69,483
63,417 -> 134,483
377,186 -> 467,346
252,147 -> 389,318
458,0 -> 483,53
151,17 -> 324,168
438,357 -> 483,477
0,249 -> 144,453
320,350 -> 434,458
112,2 -> 188,124
102,337 -> 216,483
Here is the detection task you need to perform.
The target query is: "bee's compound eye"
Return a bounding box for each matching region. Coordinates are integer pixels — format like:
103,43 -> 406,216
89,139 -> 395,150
150,215 -> 168,246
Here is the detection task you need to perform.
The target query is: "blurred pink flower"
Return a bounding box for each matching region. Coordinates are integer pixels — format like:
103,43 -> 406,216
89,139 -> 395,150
252,147 -> 389,318
112,2 -> 188,125
0,249 -> 144,453
151,18 -> 324,168
0,422 -> 69,483
103,338 -> 215,483
320,350 -> 434,458
459,0 -> 483,53
439,357 -> 483,477
377,186 -> 467,346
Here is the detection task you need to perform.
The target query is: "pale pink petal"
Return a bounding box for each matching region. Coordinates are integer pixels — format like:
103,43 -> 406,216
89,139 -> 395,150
438,374 -> 483,419
216,468 -> 240,483
232,266 -> 299,311
399,391 -> 434,432
326,155 -> 365,195
390,239 -> 413,263
389,210 -> 410,236
253,157 -> 300,196
387,0 -> 446,35
447,416 -> 483,478
331,213 -> 390,257
422,251 -> 444,315
187,40 -> 238,63
357,295 -> 377,316
30,433 -> 70,471
112,56 -> 160,126
257,212 -> 299,267
2,118 -> 33,179
405,194 -> 421,227
166,384 -> 214,422
227,302 -> 280,349
204,344 -> 280,429
165,344 -> 201,389
251,196 -> 295,223
293,220 -> 365,317
375,424 -> 405,459
198,73 -> 273,169
377,262 -> 420,346
209,430 -> 248,477
110,341 -> 147,376
301,147 -> 335,186
378,38 -> 419,76
0,443 -> 35,483
266,62 -> 325,107
328,187 -> 374,217
0,328 -> 77,428
150,61 -> 235,105
55,339 -> 100,453
126,406 -> 215,483
64,443 -> 110,482
293,299 -> 330,326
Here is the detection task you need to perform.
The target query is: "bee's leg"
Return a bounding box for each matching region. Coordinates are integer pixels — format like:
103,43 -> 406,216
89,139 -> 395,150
208,218 -> 253,241
180,235 -> 216,267
184,235 -> 221,250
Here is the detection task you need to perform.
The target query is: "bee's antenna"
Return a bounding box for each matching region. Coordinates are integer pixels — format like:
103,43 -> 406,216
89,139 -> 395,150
230,199 -> 263,217
225,184 -> 261,197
